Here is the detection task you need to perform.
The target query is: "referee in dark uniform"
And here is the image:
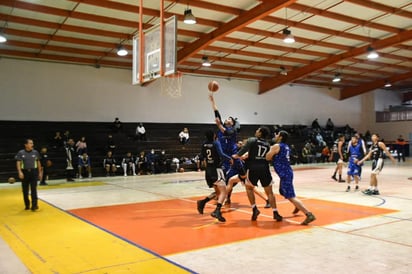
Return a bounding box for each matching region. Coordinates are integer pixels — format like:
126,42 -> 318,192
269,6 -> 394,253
15,139 -> 42,211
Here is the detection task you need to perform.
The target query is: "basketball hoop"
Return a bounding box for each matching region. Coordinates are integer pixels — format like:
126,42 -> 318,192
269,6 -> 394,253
161,71 -> 183,98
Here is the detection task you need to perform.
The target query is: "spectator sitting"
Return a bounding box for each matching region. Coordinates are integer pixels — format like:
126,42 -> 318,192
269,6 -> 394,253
112,117 -> 123,133
315,132 -> 325,147
179,127 -> 190,145
78,152 -> 92,178
103,151 -> 117,176
290,144 -> 300,165
135,122 -> 147,141
146,149 -> 157,175
320,145 -> 331,163
75,136 -> 87,155
52,131 -> 64,149
136,151 -> 148,175
302,143 -> 316,163
63,130 -> 71,145
172,157 -> 180,172
180,157 -> 192,165
157,150 -> 171,173
107,134 -> 116,152
311,118 -> 321,130
325,118 -> 334,131
122,152 -> 136,176
192,154 -> 201,171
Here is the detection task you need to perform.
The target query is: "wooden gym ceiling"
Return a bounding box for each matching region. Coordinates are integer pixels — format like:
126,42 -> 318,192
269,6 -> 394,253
0,0 -> 411,100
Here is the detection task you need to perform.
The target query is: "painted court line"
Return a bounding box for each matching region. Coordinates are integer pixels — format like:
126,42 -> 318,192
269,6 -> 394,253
70,192 -> 397,256
0,187 -> 194,273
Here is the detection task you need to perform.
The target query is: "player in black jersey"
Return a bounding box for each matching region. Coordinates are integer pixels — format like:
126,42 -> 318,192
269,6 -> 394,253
226,140 -> 270,208
197,130 -> 232,222
232,126 -> 283,222
331,134 -> 346,182
358,133 -> 395,195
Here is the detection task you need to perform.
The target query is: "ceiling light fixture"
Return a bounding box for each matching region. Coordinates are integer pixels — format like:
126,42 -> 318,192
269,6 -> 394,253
183,8 -> 196,24
280,66 -> 287,75
332,73 -> 341,83
117,45 -> 128,56
282,8 -> 294,44
367,46 -> 379,59
0,23 -> 7,43
0,33 -> 6,43
282,28 -> 295,44
202,56 -> 211,67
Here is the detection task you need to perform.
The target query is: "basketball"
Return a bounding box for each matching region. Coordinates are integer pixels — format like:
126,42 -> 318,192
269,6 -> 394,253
208,81 -> 219,92
46,160 -> 53,167
8,177 -> 16,184
178,167 -> 185,173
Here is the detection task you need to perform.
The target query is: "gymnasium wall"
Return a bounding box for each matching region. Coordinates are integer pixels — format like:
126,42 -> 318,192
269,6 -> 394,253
0,58 -> 409,141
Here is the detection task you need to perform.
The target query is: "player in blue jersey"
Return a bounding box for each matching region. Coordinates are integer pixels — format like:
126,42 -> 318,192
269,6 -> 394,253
209,93 -> 238,162
345,134 -> 363,192
266,130 -> 316,225
197,130 -> 232,222
346,132 -> 367,180
209,93 -> 244,206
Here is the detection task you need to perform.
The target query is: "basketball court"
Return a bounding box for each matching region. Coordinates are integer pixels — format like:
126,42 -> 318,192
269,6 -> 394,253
1,162 -> 411,273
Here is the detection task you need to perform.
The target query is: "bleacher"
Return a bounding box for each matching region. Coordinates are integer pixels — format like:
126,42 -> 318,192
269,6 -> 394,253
0,121 -> 265,182
0,121 -> 320,182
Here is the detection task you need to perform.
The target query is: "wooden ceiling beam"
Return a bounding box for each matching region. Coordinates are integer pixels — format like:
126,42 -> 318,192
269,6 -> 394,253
177,0 -> 298,63
261,16 -> 371,43
178,68 -> 263,81
181,61 -> 275,76
0,49 -> 131,68
259,29 -> 412,94
206,45 -> 312,65
0,14 -> 134,40
290,3 -> 401,34
5,28 -> 123,49
5,40 -> 113,57
172,0 -> 243,15
67,0 -> 222,28
221,37 -> 332,58
240,27 -> 349,51
340,70 -> 412,100
343,0 -> 412,19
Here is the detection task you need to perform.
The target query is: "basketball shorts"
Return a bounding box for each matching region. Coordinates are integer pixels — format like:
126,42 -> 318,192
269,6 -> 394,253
371,158 -> 384,175
247,166 -> 272,187
278,175 -> 296,199
347,161 -> 361,177
205,167 -> 225,188
225,158 -> 245,182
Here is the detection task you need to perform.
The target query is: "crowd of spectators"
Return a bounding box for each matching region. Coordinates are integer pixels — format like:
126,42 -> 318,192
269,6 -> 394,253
42,121 -> 202,180
270,118 -> 372,165
20,117 -> 405,183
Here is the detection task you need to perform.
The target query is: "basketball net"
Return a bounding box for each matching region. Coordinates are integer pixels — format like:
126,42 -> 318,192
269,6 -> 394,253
161,71 -> 183,98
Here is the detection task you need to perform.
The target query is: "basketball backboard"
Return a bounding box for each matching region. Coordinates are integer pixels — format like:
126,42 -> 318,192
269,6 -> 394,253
132,15 -> 177,85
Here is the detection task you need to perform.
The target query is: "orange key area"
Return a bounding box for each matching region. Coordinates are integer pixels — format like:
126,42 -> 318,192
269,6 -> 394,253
70,192 -> 397,255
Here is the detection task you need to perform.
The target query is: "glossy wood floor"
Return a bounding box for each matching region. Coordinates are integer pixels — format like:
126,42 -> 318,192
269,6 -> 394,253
0,160 -> 411,274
